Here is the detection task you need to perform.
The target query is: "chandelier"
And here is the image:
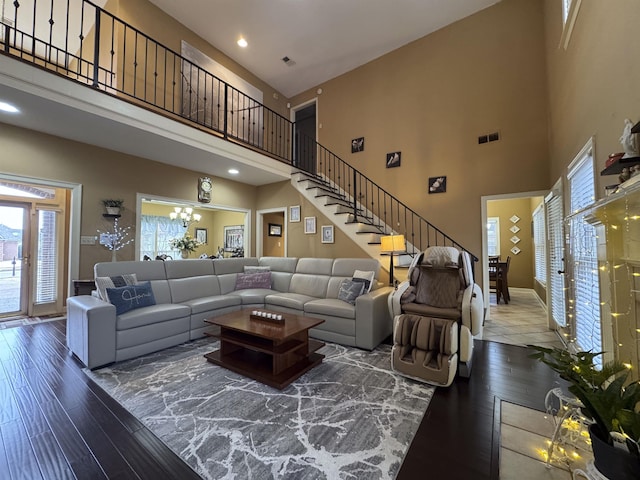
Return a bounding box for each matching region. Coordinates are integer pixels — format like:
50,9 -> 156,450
169,207 -> 201,228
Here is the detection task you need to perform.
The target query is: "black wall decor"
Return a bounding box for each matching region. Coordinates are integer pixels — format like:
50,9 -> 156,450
351,137 -> 365,153
386,151 -> 401,168
428,176 -> 447,194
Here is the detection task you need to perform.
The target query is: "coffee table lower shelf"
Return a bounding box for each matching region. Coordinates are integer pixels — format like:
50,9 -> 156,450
204,343 -> 324,390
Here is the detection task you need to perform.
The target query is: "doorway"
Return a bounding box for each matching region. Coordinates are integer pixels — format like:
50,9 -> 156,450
0,178 -> 75,319
292,99 -> 317,174
256,208 -> 287,257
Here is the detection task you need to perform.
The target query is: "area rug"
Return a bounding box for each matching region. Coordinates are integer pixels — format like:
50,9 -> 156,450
85,338 -> 434,480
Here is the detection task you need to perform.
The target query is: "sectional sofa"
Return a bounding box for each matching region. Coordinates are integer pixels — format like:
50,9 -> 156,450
66,257 -> 393,369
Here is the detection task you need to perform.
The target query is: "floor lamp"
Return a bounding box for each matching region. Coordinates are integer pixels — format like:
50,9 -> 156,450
380,234 -> 406,286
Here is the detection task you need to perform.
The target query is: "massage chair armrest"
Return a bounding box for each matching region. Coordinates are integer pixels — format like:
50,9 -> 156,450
461,283 -> 484,336
66,295 -> 117,369
355,286 -> 394,350
388,281 -> 411,318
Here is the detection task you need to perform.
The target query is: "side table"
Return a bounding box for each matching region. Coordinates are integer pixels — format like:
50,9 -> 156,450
72,279 -> 96,296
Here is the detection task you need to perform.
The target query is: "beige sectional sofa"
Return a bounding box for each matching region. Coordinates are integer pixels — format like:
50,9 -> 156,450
67,257 -> 393,369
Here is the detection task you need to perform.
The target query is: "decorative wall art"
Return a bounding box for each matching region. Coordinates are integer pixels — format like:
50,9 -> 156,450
511,246 -> 521,255
321,225 -> 334,244
351,137 -> 365,153
510,225 -> 520,234
195,228 -> 208,244
510,236 -> 521,244
268,223 -> 282,237
386,151 -> 401,168
224,225 -> 244,251
304,217 -> 316,234
428,176 -> 447,194
510,215 -> 520,223
290,205 -> 301,223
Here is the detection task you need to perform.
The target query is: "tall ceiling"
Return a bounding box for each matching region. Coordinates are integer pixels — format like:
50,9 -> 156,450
148,0 -> 500,98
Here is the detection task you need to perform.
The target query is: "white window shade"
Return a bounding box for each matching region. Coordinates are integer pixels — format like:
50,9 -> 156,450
35,209 -> 57,304
567,144 -> 601,366
546,193 -> 565,327
533,204 -> 546,285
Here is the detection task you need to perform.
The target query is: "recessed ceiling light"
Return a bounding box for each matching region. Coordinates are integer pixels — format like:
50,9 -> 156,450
228,168 -> 239,175
0,101 -> 19,113
237,38 -> 248,48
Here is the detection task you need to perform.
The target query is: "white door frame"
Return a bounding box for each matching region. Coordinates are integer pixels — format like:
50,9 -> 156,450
480,190 -> 548,311
256,207 -> 287,257
0,173 -> 82,311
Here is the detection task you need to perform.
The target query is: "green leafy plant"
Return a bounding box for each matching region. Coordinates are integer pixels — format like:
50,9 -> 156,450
169,233 -> 201,253
529,346 -> 640,452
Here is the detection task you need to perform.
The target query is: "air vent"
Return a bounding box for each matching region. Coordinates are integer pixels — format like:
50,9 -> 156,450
478,131 -> 500,144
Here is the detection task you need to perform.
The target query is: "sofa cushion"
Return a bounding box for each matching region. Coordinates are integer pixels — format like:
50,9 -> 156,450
180,295 -> 242,315
235,272 -> 272,290
164,258 -> 215,279
212,258 -> 259,275
259,257 -> 298,272
116,303 -> 191,330
228,289 -> 276,305
289,273 -> 330,297
337,279 -> 365,305
106,281 -> 156,315
304,298 -> 356,320
168,275 -> 220,303
95,274 -> 137,301
265,292 -> 316,310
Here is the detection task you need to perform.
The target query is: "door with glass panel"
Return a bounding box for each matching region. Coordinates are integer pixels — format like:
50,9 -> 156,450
0,203 -> 29,317
545,184 -> 566,331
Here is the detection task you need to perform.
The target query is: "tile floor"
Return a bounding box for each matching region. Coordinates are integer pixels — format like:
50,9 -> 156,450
501,401 -> 594,480
482,287 -> 565,349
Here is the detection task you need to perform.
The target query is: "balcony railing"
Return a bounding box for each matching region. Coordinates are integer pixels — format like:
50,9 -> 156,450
0,0 -> 477,263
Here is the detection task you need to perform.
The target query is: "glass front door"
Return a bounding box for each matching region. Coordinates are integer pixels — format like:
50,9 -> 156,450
0,203 -> 29,317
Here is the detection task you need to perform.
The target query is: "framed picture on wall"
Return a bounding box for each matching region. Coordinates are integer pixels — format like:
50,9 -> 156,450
290,205 -> 301,222
304,216 -> 316,234
195,228 -> 208,244
268,223 -> 282,237
321,225 -> 334,243
224,225 -> 244,251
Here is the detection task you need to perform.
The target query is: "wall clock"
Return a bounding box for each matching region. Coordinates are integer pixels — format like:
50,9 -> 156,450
198,177 -> 212,203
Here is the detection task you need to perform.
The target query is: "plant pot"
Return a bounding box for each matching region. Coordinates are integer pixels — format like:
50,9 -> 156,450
181,251 -> 189,259
589,424 -> 640,480
105,207 -> 121,215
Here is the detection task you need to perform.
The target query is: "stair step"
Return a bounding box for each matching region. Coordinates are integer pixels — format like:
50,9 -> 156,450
307,184 -> 343,197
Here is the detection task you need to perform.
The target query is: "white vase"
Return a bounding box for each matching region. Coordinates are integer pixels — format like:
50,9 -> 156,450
181,251 -> 189,259
111,250 -> 117,262
106,207 -> 121,215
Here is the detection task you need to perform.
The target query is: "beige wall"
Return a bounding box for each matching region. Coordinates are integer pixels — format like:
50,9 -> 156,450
487,198 -> 535,289
0,122 -> 256,277
543,0 -> 640,193
290,0 -> 550,267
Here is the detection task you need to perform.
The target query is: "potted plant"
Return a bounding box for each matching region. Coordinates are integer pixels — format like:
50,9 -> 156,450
529,346 -> 640,479
169,233 -> 201,259
102,199 -> 124,215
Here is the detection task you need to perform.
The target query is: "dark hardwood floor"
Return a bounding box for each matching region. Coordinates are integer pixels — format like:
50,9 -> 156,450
0,320 -> 563,479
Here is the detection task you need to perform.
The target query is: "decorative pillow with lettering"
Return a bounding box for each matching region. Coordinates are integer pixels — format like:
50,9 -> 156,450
337,279 -> 365,305
352,270 -> 375,293
235,272 -> 272,290
95,274 -> 138,302
106,281 -> 156,315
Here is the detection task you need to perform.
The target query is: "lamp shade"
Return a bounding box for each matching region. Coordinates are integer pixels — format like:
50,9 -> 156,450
380,234 -> 405,253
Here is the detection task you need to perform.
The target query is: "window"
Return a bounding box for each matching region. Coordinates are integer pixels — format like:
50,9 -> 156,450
487,217 -> 500,257
532,204 -> 546,285
560,0 -> 582,49
546,188 -> 565,328
562,0 -> 573,24
140,215 -> 186,259
35,209 -> 57,303
566,139 -> 601,365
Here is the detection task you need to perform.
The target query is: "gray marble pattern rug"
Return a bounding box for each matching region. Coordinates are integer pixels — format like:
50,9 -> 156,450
86,339 -> 434,480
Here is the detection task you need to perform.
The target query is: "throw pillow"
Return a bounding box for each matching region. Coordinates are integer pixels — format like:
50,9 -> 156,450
106,281 -> 156,316
337,279 -> 365,305
352,269 -> 375,293
235,272 -> 272,290
95,274 -> 138,302
243,266 -> 272,274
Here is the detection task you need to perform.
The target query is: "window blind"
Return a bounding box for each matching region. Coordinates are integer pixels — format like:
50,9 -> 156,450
533,204 -> 546,284
546,193 -> 565,327
35,209 -> 57,304
567,150 -> 601,365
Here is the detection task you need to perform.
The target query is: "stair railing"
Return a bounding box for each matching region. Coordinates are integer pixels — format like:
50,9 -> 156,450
0,0 -> 477,263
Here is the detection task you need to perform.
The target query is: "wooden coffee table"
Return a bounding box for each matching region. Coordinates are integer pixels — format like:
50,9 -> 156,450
203,309 -> 325,390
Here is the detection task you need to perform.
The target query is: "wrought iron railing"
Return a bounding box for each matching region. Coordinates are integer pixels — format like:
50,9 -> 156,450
0,0 -> 477,262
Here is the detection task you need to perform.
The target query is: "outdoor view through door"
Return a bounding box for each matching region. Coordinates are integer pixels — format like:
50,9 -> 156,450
0,181 -> 67,319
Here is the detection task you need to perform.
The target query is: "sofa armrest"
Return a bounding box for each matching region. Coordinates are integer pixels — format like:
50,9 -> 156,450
67,295 -> 117,369
355,286 -> 394,350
